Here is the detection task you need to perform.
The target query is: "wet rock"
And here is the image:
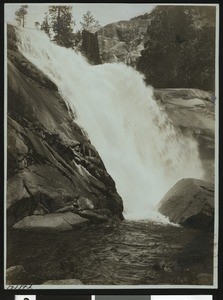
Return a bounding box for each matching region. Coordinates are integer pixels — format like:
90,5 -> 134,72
6,265 -> 26,283
78,209 -> 109,223
7,27 -> 124,227
77,197 -> 95,210
42,279 -> 83,285
153,88 -> 215,183
158,178 -> 214,231
8,50 -> 58,91
13,212 -> 90,231
81,29 -> 102,65
7,25 -> 57,91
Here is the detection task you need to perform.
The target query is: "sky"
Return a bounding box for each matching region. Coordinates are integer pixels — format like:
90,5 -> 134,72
4,3 -> 156,31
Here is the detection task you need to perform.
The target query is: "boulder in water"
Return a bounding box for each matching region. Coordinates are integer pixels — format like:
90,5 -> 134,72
6,265 -> 26,284
13,212 -> 90,231
158,178 -> 214,231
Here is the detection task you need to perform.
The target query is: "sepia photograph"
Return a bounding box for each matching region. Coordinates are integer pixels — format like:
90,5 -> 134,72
4,3 -> 219,288
151,296 -> 213,300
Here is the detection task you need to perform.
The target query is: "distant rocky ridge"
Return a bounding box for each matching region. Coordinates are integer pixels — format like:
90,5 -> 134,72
82,6 -> 215,91
81,13 -> 152,67
7,24 -> 123,231
97,14 -> 152,67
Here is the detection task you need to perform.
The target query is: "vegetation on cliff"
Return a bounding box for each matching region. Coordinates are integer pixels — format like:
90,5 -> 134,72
137,6 -> 216,91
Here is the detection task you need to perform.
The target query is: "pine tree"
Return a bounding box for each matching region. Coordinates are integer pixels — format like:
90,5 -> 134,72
137,6 -> 216,91
34,21 -> 40,30
48,5 -> 75,48
80,11 -> 100,30
40,13 -> 51,37
15,5 -> 28,28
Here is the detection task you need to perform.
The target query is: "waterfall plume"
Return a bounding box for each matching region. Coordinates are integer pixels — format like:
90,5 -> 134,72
15,27 -> 204,221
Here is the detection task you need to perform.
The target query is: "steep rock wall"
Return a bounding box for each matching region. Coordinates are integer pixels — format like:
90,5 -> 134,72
7,25 -> 123,230
97,14 -> 152,66
81,29 -> 102,65
153,88 -> 215,183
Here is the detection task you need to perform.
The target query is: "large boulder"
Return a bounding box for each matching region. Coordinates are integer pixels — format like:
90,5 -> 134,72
158,178 -> 214,231
6,265 -> 26,284
13,212 -> 89,231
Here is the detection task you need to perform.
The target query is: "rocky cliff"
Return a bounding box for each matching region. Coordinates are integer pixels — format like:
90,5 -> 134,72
96,13 -> 152,66
87,6 -> 215,92
137,6 -> 216,91
81,29 -> 102,65
7,24 -> 123,231
153,88 -> 215,183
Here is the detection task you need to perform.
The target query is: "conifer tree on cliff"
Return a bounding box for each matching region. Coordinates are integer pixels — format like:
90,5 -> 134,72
137,6 -> 215,91
34,21 -> 40,30
80,11 -> 100,30
40,13 -> 51,37
15,5 -> 28,27
48,5 -> 75,48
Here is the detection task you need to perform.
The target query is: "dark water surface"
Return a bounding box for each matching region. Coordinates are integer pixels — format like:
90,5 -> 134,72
7,220 -> 214,285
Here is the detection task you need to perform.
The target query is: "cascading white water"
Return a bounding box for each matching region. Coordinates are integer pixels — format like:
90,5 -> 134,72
15,27 -> 204,221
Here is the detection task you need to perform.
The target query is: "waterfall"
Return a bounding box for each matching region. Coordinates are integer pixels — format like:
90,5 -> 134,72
14,27 -> 204,221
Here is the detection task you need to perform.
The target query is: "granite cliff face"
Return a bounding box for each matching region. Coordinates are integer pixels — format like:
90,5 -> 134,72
81,29 -> 102,65
96,14 -> 152,66
7,25 -> 123,231
153,88 -> 215,183
84,6 -> 215,93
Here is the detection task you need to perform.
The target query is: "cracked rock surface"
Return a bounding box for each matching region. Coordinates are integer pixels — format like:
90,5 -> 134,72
158,178 -> 214,231
7,24 -> 123,231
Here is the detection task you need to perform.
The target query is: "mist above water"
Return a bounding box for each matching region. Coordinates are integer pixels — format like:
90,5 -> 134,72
15,28 -> 204,221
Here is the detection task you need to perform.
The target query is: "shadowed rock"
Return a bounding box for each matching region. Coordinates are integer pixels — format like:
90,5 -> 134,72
81,29 -> 102,65
13,212 -> 90,231
158,178 -> 214,231
97,15 -> 151,66
6,265 -> 26,284
7,24 -> 123,230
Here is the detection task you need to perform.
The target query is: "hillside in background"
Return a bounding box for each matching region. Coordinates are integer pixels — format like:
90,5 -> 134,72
137,6 -> 216,91
97,13 -> 152,67
84,6 -> 216,92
